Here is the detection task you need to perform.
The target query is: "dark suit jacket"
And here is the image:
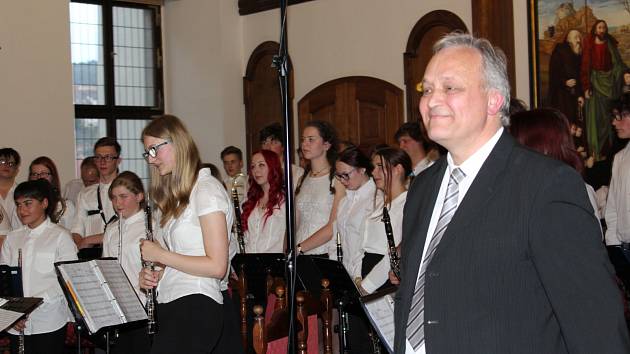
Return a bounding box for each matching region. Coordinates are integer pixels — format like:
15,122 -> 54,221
394,131 -> 630,353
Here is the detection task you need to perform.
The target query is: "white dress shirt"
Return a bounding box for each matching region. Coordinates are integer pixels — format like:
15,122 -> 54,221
329,179 -> 376,278
361,190 -> 407,294
605,143 -> 630,245
157,168 -> 234,305
224,173 -> 249,206
0,184 -> 21,230
295,174 -> 334,255
63,178 -> 84,207
103,210 -> 147,303
413,157 -> 435,177
244,202 -> 286,253
406,127 -> 503,354
0,204 -> 10,235
56,199 -> 76,231
0,218 -> 78,335
71,182 -> 115,237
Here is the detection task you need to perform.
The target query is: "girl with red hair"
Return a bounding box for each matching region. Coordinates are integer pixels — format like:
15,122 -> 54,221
241,150 -> 286,253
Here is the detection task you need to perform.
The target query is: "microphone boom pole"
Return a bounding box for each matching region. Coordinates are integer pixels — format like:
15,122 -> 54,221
272,0 -> 297,352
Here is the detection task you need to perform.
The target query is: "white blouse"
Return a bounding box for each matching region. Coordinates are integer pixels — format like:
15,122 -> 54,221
295,174 -> 334,255
244,202 -> 286,253
361,191 -> 407,294
55,198 -> 76,231
329,179 -> 377,279
103,210 -> 148,303
157,168 -> 234,305
0,218 -> 78,335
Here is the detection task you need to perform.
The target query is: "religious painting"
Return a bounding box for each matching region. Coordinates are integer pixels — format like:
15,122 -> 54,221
528,0 -> 630,163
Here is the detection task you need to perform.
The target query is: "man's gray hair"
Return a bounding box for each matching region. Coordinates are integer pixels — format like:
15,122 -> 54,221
433,32 -> 511,126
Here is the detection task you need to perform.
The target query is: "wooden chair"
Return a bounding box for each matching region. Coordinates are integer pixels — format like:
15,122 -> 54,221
252,279 -> 334,354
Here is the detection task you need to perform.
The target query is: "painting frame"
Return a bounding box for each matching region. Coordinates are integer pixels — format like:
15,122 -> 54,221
527,0 -> 630,162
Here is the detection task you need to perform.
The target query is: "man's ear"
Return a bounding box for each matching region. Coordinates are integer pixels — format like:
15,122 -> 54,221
487,89 -> 505,117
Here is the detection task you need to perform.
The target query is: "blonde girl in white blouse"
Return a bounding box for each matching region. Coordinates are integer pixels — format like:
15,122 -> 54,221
139,115 -> 233,354
103,171 -> 151,353
241,150 -> 286,253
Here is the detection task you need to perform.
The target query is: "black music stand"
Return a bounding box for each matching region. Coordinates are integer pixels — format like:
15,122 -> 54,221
77,246 -> 103,261
231,253 -> 286,303
0,265 -> 23,298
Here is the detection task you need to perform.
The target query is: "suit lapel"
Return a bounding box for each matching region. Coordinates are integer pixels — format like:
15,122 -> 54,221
436,131 -> 515,254
404,158 -> 446,270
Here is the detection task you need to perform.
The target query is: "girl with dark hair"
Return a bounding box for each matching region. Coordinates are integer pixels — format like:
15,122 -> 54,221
510,108 -> 601,233
29,156 -> 76,230
0,180 -> 78,354
104,171 -> 151,353
359,147 -> 412,294
329,146 -> 376,277
331,146 -> 378,353
139,115 -> 236,354
295,120 -> 346,256
241,150 -> 286,253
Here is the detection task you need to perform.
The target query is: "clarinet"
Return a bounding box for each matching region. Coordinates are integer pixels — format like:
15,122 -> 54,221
382,206 -> 401,280
336,231 -> 343,263
231,174 -> 246,254
17,248 -> 24,354
143,205 -> 158,335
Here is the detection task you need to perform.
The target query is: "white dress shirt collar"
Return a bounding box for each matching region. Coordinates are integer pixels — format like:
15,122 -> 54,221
26,217 -> 51,236
446,127 -> 503,199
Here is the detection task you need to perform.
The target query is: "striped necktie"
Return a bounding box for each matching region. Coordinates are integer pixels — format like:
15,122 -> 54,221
406,167 -> 466,351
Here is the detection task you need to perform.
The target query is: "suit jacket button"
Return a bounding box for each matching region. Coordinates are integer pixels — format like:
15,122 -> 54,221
428,272 -> 439,277
426,320 -> 439,325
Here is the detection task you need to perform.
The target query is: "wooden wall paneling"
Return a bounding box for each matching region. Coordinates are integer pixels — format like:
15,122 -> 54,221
298,76 -> 403,152
404,10 -> 468,123
244,41 -> 294,160
471,0 -> 515,96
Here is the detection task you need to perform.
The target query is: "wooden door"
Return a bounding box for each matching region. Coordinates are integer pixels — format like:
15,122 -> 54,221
298,76 -> 403,151
243,41 -> 294,160
403,11 -> 467,123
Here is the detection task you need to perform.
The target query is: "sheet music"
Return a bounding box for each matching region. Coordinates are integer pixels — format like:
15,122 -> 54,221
95,259 -> 147,322
0,308 -> 23,332
57,262 -> 122,332
362,293 -> 396,353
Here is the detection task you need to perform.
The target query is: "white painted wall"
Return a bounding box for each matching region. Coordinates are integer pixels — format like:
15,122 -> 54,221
0,0 -> 533,185
242,0 -> 474,121
162,0 -> 245,170
0,0 -> 75,185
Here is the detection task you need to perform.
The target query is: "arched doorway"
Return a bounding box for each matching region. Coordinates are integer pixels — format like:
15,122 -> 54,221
298,76 -> 404,151
403,10 -> 467,123
243,41 -> 294,159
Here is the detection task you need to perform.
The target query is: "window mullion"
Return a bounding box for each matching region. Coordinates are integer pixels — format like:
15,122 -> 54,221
103,0 -> 116,138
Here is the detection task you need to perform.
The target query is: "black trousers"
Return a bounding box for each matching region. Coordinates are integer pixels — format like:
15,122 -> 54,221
111,320 -> 152,354
214,290 -> 244,354
150,294 -> 223,354
9,324 -> 66,354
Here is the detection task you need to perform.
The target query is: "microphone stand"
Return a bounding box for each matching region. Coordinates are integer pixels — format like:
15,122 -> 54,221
272,0 -> 297,352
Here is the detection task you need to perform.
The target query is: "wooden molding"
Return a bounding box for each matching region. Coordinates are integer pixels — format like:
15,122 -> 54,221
238,0 -> 316,16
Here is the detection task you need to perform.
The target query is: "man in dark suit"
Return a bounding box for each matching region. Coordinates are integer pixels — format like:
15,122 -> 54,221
394,32 -> 630,354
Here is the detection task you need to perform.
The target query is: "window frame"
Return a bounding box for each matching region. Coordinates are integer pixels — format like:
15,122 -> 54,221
71,0 -> 164,140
